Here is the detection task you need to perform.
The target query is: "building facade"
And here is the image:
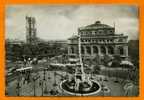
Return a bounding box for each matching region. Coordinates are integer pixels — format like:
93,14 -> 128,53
68,21 -> 128,58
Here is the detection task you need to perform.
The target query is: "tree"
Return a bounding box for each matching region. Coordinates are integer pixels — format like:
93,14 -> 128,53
92,64 -> 101,74
110,54 -> 121,68
128,40 -> 139,66
103,54 -> 113,66
92,54 -> 101,65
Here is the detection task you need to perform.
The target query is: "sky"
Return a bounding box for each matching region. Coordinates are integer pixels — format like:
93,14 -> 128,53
6,5 -> 139,41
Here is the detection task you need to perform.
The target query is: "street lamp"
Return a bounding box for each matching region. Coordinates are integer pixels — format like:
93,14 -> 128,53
51,71 -> 59,96
16,72 -> 21,96
101,79 -> 105,96
48,71 -> 51,80
32,74 -> 40,96
16,81 -> 21,96
53,71 -> 58,87
43,68 -> 49,94
104,67 -> 108,82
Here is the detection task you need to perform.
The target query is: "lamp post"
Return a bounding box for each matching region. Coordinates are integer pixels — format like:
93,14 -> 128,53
48,71 -> 51,80
16,81 -> 21,96
44,68 -> 49,94
41,69 -> 46,96
51,71 -> 59,96
101,78 -> 105,96
41,80 -> 44,96
33,79 -> 36,96
16,72 -> 21,96
33,74 -> 40,96
53,71 -> 58,87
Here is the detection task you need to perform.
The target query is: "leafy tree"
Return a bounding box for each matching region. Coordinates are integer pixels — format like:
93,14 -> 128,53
110,54 -> 121,68
103,54 -> 113,66
92,64 -> 101,74
92,54 -> 101,65
128,40 -> 139,66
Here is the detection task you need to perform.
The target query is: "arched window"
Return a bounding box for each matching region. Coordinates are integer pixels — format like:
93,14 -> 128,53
108,46 -> 114,54
101,46 -> 106,54
86,46 -> 91,54
81,46 -> 84,54
93,46 -> 98,54
71,47 -> 75,54
119,46 -> 124,55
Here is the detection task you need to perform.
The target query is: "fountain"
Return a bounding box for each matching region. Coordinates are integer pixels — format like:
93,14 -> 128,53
60,35 -> 101,96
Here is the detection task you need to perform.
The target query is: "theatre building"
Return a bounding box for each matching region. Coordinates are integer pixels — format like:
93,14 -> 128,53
68,21 -> 128,59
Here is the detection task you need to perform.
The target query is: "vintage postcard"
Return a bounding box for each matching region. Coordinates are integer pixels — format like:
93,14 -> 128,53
5,5 -> 139,97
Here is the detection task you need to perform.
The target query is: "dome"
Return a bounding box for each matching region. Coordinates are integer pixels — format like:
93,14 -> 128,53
79,21 -> 113,30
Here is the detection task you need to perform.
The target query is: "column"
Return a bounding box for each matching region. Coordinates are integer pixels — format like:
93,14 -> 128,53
68,46 -> 71,55
105,46 -> 108,55
91,46 -> 94,56
124,45 -> 128,57
114,46 -> 118,55
84,46 -> 87,56
75,46 -> 78,54
97,46 -> 101,55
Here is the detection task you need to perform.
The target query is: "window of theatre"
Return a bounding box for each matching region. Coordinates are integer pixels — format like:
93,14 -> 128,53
108,30 -> 113,34
99,40 -> 102,43
89,31 -> 92,35
101,40 -> 104,43
108,46 -> 114,54
92,40 -> 95,43
86,46 -> 91,54
80,31 -> 84,35
83,31 -> 86,35
81,46 -> 84,54
110,30 -> 113,33
81,40 -> 84,42
93,46 -> 98,54
100,46 -> 106,54
119,46 -> 124,55
71,47 -> 75,54
92,31 -> 95,35
95,31 -> 97,35
84,31 -> 87,35
98,30 -> 104,34
96,40 -> 98,43
104,39 -> 108,43
118,38 -> 123,42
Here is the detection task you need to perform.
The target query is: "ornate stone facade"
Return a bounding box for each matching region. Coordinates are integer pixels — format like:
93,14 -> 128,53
68,21 -> 128,58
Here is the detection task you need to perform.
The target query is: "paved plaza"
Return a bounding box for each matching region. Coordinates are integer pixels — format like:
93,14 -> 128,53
6,67 -> 131,96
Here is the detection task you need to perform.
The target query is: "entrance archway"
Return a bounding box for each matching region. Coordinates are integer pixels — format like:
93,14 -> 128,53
108,46 -> 114,54
93,46 -> 98,54
119,46 -> 124,55
100,46 -> 106,54
71,47 -> 75,54
86,46 -> 91,54
81,46 -> 84,54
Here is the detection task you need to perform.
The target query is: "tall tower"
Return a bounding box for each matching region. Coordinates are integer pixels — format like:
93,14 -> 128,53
26,16 -> 37,44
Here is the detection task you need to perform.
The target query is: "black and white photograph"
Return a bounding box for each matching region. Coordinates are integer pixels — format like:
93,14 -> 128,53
5,5 -> 139,96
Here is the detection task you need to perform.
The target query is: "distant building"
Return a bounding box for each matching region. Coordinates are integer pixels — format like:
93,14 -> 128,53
26,16 -> 37,44
68,21 -> 128,58
6,39 -> 25,45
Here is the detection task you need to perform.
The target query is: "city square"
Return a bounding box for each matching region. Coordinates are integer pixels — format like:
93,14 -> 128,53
5,5 -> 139,96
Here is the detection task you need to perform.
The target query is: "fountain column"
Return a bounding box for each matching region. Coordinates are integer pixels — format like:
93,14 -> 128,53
78,35 -> 85,82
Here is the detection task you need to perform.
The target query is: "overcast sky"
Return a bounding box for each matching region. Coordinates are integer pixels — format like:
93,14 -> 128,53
6,5 -> 139,41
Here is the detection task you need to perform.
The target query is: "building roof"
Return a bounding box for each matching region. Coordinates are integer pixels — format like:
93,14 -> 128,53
79,21 -> 113,30
68,35 -> 79,40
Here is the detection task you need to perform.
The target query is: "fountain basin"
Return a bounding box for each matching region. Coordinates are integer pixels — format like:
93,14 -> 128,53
60,80 -> 101,96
